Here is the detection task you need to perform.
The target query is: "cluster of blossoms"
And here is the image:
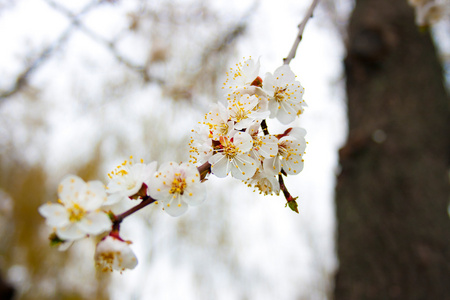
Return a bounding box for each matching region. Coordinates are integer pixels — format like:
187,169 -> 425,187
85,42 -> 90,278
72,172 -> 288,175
408,0 -> 450,26
39,57 -> 308,273
39,158 -> 206,272
189,57 -> 307,197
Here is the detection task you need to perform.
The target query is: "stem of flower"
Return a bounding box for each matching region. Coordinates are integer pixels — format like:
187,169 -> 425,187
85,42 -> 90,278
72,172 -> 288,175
283,0 -> 320,65
261,120 -> 270,135
278,174 -> 299,213
197,161 -> 212,181
114,195 -> 156,223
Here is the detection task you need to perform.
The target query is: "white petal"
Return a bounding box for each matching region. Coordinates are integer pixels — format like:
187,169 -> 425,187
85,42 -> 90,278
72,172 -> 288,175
58,241 -> 74,251
268,99 -> 279,118
81,180 -> 108,210
164,197 -> 189,217
274,64 -> 296,84
263,157 -> 281,177
231,154 -> 257,180
39,203 -> 70,228
183,183 -> 206,206
233,132 -> 253,152
283,155 -> 304,175
209,154 -> 230,178
77,211 -> 112,235
56,224 -> 86,241
277,104 -> 297,124
258,135 -> 279,158
58,175 -> 86,205
288,127 -> 307,140
142,161 -> 158,186
180,162 -> 200,179
95,236 -> 138,271
104,192 -> 127,206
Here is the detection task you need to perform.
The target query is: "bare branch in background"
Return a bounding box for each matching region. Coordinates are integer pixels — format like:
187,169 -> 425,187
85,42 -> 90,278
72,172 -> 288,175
0,0 -> 165,101
45,0 -> 165,84
284,0 -> 320,65
0,0 -> 100,100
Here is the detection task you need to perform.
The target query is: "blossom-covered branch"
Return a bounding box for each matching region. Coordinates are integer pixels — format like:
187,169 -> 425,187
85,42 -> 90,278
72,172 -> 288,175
39,0 -> 320,273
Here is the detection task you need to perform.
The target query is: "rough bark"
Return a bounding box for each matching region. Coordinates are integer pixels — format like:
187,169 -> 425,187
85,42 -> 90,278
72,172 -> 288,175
334,0 -> 450,299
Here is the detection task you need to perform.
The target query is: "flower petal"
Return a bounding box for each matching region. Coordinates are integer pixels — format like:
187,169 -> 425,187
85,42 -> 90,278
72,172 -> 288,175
209,154 -> 230,178
231,154 -> 257,180
58,175 -> 86,205
39,203 -> 69,228
77,211 -> 112,235
81,180 -> 108,210
164,197 -> 189,217
56,223 -> 86,241
183,183 -> 206,206
95,236 -> 138,272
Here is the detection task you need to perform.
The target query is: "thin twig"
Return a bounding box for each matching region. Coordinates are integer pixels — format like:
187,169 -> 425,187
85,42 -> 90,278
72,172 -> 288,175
114,195 -> 155,223
283,0 -> 320,65
45,0 -> 163,84
278,174 -> 299,213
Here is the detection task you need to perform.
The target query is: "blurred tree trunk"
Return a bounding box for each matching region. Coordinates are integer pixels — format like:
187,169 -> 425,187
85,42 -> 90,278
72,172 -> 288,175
334,0 -> 450,299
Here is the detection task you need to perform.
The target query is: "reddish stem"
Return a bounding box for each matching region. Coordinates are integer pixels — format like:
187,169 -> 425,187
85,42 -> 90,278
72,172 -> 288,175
278,174 -> 297,202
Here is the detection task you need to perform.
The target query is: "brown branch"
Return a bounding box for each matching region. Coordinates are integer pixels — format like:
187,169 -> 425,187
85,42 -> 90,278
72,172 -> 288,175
278,173 -> 299,213
261,120 -> 270,135
283,0 -> 320,65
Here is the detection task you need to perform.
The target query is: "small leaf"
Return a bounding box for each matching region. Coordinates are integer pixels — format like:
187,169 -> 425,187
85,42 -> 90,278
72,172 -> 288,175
287,199 -> 299,213
49,232 -> 65,247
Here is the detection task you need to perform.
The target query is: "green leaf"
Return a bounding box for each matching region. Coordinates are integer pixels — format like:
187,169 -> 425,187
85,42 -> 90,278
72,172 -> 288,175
49,232 -> 65,247
287,199 -> 299,213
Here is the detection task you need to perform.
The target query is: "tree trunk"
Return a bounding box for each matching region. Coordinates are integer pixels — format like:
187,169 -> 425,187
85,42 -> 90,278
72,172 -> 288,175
334,0 -> 450,299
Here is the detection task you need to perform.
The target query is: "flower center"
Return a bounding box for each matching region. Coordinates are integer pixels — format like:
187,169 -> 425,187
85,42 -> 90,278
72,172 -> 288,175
256,179 -> 272,195
220,123 -> 229,135
274,87 -> 287,103
169,174 -> 187,195
68,203 -> 86,222
234,107 -> 248,122
278,142 -> 295,159
253,138 -> 263,151
220,137 -> 238,159
97,251 -> 118,272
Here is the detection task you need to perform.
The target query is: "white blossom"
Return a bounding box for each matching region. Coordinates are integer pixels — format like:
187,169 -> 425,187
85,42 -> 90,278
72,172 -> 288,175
208,131 -> 258,180
95,236 -> 138,272
203,102 -> 234,139
221,57 -> 260,93
39,175 -> 112,241
264,64 -> 306,124
189,123 -> 214,165
227,94 -> 270,130
245,122 -> 279,164
246,169 -> 280,196
106,157 -> 157,205
263,128 -> 307,176
148,162 -> 206,217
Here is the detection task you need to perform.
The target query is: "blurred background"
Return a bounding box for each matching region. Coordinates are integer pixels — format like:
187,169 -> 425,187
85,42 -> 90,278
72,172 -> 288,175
0,0 -> 448,299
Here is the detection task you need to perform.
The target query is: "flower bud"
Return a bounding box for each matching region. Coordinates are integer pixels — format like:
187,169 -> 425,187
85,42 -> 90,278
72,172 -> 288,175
95,236 -> 138,272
